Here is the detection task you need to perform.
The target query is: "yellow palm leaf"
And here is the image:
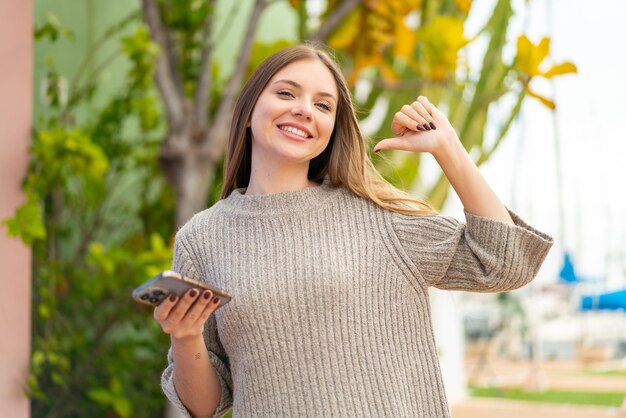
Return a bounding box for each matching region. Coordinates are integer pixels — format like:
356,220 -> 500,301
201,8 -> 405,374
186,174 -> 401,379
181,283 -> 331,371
526,86 -> 556,110
543,62 -> 577,78
419,16 -> 467,79
516,35 -> 533,75
536,38 -> 550,69
380,61 -> 400,86
327,9 -> 361,50
455,0 -> 472,14
516,35 -> 551,77
394,18 -> 417,58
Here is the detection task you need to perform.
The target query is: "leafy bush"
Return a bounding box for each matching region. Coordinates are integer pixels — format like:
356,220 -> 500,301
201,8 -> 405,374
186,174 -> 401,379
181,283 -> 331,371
4,13 -> 176,418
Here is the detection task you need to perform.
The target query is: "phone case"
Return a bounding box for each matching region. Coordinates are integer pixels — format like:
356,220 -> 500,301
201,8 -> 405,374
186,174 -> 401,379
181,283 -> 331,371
132,270 -> 233,308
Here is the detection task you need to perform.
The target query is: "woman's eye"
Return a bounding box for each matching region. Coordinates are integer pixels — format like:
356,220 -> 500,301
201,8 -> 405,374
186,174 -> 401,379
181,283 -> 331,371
277,91 -> 294,98
316,102 -> 332,112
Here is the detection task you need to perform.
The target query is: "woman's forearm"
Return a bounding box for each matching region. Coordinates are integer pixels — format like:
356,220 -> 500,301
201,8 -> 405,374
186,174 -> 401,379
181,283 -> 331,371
433,137 -> 514,225
171,335 -> 222,418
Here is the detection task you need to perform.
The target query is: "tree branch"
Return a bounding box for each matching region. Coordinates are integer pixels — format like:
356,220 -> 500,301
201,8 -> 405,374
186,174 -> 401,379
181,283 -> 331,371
163,0 -> 184,91
203,0 -> 268,158
194,13 -> 214,128
141,0 -> 185,130
308,0 -> 362,42
195,0 -> 241,127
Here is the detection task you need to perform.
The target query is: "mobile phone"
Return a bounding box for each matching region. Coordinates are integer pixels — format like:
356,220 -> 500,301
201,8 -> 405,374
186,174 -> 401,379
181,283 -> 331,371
132,270 -> 232,308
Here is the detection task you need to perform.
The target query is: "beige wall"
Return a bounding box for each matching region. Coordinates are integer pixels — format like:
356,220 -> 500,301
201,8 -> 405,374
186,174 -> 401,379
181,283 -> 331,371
0,0 -> 33,417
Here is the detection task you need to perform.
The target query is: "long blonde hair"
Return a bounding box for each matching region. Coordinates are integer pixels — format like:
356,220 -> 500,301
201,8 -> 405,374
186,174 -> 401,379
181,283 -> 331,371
221,44 -> 436,216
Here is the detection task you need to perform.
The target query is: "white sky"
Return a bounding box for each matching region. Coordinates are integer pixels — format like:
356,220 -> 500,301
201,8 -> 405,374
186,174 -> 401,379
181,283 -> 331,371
440,0 -> 626,287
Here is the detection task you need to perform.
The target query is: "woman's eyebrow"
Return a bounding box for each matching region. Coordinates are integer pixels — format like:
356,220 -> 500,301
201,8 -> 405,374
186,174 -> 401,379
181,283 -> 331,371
272,79 -> 337,103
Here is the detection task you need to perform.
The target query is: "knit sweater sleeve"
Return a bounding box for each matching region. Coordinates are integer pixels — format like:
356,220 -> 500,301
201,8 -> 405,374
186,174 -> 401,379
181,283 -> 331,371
389,208 -> 553,291
161,226 -> 233,418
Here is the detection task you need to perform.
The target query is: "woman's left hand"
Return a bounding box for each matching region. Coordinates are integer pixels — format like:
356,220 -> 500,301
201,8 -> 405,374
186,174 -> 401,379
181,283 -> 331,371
373,96 -> 460,158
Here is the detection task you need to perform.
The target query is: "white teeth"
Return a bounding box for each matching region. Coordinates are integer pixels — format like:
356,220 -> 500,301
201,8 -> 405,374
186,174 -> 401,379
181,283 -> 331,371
279,125 -> 309,138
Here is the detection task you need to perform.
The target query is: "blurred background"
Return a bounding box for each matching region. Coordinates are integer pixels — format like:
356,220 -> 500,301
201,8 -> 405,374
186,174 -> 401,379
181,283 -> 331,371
1,0 -> 625,417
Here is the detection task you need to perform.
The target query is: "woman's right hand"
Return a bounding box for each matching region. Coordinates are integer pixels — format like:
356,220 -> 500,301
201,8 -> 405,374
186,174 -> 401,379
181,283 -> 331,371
154,288 -> 222,342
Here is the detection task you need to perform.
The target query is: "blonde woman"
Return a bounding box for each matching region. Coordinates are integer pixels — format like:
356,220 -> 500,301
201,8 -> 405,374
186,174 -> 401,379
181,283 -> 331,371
153,44 -> 553,418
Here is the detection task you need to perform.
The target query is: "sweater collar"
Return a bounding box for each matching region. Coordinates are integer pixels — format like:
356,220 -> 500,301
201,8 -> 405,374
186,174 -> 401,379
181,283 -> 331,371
221,176 -> 338,217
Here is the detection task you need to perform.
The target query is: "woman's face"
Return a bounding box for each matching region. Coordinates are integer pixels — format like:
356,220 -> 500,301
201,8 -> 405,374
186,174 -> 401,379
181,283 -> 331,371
249,58 -> 338,170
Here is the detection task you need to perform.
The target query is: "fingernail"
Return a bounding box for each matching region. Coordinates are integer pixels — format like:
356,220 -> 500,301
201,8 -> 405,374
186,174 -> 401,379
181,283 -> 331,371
416,124 -> 426,131
169,294 -> 177,302
212,297 -> 220,304
189,289 -> 198,297
203,291 -> 211,300
423,123 -> 431,131
429,122 -> 436,130
374,148 -> 380,153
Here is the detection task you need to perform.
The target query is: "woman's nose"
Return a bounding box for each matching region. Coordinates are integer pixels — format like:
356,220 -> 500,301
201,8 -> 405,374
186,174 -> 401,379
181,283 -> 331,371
291,101 -> 312,119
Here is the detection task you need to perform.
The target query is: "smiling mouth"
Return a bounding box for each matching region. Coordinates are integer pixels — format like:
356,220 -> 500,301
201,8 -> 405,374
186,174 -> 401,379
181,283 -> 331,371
278,125 -> 312,139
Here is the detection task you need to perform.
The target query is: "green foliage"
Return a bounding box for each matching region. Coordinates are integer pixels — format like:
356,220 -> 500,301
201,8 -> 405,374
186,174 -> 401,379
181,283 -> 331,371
4,12 -> 176,418
2,193 -> 46,244
88,378 -> 133,418
247,39 -> 294,77
35,12 -> 75,41
158,0 -> 215,97
470,386 -> 626,407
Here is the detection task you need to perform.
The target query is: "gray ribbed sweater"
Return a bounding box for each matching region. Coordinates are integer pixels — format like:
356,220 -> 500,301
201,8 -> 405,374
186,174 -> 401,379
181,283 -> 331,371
162,179 -> 553,418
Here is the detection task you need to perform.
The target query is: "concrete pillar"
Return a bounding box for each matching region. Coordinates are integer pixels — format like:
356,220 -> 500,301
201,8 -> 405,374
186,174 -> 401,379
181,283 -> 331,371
430,288 -> 467,404
0,0 -> 33,417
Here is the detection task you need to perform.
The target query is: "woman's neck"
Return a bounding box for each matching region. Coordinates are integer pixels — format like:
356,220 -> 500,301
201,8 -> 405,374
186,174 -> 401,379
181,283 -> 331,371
245,168 -> 318,196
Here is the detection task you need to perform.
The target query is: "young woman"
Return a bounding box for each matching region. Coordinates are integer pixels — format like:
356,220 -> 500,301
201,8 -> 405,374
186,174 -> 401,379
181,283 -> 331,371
153,44 -> 553,418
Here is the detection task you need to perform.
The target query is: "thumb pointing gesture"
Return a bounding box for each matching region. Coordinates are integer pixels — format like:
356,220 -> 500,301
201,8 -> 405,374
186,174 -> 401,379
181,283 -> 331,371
373,98 -> 457,155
